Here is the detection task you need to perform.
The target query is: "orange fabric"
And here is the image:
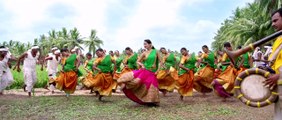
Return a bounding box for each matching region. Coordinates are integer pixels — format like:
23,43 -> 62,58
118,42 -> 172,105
86,72 -> 115,96
237,66 -> 248,75
157,68 -> 178,92
176,70 -> 194,96
194,66 -> 214,93
81,72 -> 94,88
216,65 -> 237,93
56,71 -> 78,94
121,67 -> 134,75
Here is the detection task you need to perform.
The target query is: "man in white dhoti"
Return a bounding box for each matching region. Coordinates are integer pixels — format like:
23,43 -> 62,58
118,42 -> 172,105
15,45 -> 43,97
44,49 -> 61,94
0,46 -> 13,95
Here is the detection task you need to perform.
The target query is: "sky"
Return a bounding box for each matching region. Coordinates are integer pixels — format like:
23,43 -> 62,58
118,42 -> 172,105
0,0 -> 254,53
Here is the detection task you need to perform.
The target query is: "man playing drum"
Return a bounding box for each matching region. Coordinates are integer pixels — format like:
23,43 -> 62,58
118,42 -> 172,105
264,8 -> 282,120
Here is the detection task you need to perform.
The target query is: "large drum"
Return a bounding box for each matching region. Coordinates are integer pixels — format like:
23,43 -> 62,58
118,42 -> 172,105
234,68 -> 278,107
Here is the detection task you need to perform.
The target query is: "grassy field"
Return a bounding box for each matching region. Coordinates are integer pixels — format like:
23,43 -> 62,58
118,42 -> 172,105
8,65 -> 86,89
2,65 -> 274,120
0,92 -> 273,120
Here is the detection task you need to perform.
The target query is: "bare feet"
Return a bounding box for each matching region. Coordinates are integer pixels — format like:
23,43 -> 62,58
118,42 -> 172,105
44,85 -> 49,90
89,90 -> 94,94
98,94 -> 103,101
180,95 -> 184,101
51,91 -> 55,94
23,85 -> 27,92
0,92 -> 3,95
162,90 -> 167,97
95,91 -> 99,97
80,85 -> 87,90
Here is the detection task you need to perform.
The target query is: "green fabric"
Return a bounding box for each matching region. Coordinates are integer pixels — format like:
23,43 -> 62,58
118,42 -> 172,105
221,57 -> 230,71
202,51 -> 216,69
86,59 -> 94,71
115,56 -> 123,73
97,55 -> 113,73
162,53 -> 175,70
179,53 -> 197,75
221,53 -> 239,71
144,49 -> 158,72
63,54 -> 83,76
64,54 -> 77,72
127,53 -> 138,70
242,53 -> 250,68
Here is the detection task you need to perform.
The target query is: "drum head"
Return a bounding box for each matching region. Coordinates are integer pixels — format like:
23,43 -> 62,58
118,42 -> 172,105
241,74 -> 270,102
235,68 -> 278,107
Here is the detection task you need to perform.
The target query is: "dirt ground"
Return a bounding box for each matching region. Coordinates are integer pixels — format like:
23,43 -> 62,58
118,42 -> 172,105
0,88 -> 275,120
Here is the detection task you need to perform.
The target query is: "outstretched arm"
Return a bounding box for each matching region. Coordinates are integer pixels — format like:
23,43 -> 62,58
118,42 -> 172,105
14,53 -> 27,72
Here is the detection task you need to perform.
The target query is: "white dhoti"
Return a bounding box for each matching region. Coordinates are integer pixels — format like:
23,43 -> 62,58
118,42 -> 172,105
48,72 -> 57,91
0,68 -> 14,92
24,69 -> 37,92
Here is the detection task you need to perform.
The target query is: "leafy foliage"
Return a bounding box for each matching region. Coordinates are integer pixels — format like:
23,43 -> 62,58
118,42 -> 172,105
212,0 -> 281,51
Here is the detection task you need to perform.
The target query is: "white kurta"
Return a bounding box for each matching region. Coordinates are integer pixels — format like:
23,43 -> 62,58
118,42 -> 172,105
23,51 -> 38,92
47,54 -> 60,78
0,55 -> 14,92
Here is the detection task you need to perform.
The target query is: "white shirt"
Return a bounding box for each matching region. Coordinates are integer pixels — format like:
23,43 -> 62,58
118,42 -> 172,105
47,55 -> 60,75
23,51 -> 38,70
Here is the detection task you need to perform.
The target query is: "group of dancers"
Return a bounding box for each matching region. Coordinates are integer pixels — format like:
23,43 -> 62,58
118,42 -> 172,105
0,38 -> 264,106
0,9 -> 282,108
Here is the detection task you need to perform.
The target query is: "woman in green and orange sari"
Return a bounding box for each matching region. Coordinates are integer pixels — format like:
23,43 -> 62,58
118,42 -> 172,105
194,45 -> 216,95
177,47 -> 197,100
157,47 -> 178,96
81,53 -> 96,93
56,48 -> 81,97
121,47 -> 138,74
118,39 -> 161,106
113,50 -> 124,91
83,48 -> 116,101
212,42 -> 238,101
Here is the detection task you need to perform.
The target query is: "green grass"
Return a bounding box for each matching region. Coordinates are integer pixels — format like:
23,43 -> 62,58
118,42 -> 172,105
0,96 -> 231,120
0,94 -> 273,120
8,65 -> 86,89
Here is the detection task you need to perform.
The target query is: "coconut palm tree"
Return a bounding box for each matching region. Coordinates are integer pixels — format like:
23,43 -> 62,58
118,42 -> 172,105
212,2 -> 274,50
83,29 -> 103,56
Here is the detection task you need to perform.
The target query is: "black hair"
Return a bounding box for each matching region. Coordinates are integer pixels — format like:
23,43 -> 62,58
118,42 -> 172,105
223,42 -> 231,48
86,53 -> 92,56
125,47 -> 132,51
109,50 -> 113,53
272,8 -> 282,17
160,47 -> 166,51
237,46 -> 242,49
202,45 -> 208,49
61,48 -> 69,53
96,48 -> 104,52
180,47 -> 187,51
0,46 -> 5,48
144,39 -> 155,49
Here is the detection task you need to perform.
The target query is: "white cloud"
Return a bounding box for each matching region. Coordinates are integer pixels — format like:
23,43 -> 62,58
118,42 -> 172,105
0,0 -> 254,53
104,0 -> 219,52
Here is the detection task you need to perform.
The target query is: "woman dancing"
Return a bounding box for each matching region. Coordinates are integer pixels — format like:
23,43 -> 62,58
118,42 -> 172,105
118,39 -> 161,106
